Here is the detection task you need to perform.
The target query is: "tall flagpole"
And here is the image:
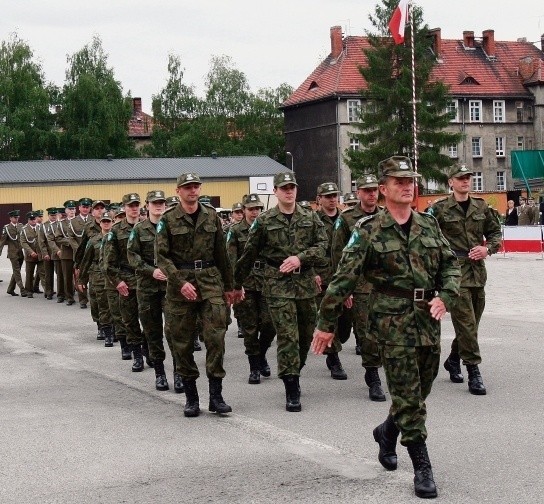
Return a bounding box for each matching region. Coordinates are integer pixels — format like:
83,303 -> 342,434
409,1 -> 419,207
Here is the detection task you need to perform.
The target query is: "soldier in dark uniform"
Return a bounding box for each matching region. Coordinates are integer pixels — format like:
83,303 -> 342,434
313,156 -> 460,499
156,173 -> 234,417
332,174 -> 386,401
103,193 -> 148,371
314,182 -> 348,380
0,210 -> 27,296
33,210 -> 45,294
343,192 -> 358,208
20,212 -> 42,298
37,208 -> 58,300
50,207 -> 67,302
128,190 -> 181,393
432,165 -> 502,395
55,200 -> 78,306
227,193 -> 276,384
234,172 -> 328,412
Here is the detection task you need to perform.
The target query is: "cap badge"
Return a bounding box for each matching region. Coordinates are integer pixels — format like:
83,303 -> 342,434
284,174 -> 291,181
186,174 -> 194,180
399,161 -> 409,170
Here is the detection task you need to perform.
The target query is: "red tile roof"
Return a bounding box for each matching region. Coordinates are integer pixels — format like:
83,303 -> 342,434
283,33 -> 544,107
128,110 -> 154,138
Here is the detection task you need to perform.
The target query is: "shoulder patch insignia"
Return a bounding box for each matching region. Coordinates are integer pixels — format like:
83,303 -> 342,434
334,217 -> 344,230
157,220 -> 165,234
346,229 -> 361,249
107,231 -> 113,241
355,214 -> 376,228
250,219 -> 259,231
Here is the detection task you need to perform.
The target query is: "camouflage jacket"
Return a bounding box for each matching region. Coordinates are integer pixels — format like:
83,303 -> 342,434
103,219 -> 138,290
20,224 -> 41,262
234,204 -> 327,299
226,218 -> 265,292
332,204 -> 381,294
317,209 -> 460,347
313,209 -> 340,287
432,195 -> 502,287
0,223 -> 24,259
155,202 -> 233,301
127,219 -> 166,294
79,233 -> 105,285
75,219 -> 101,268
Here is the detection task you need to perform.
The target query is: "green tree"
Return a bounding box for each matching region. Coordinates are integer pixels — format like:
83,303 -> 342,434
0,34 -> 57,160
58,36 -> 136,159
345,0 -> 461,184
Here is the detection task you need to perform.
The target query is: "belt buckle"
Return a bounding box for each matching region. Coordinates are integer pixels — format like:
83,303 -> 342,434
292,266 -> 301,275
194,260 -> 203,271
253,260 -> 262,270
413,288 -> 425,301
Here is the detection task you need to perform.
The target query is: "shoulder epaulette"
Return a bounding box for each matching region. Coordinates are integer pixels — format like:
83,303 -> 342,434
162,206 -> 176,215
355,214 -> 377,228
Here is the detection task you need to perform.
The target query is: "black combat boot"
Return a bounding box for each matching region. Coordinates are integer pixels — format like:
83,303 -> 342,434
194,334 -> 202,351
237,321 -> 243,338
173,372 -> 184,393
466,364 -> 486,395
325,352 -> 348,380
131,344 -> 144,372
259,346 -> 271,377
154,361 -> 169,391
142,340 -> 153,368
373,415 -> 399,470
119,338 -> 132,360
182,378 -> 200,417
282,375 -> 302,412
443,353 -> 464,383
103,326 -> 114,348
111,326 -> 118,342
208,377 -> 232,414
248,355 -> 261,384
365,367 -> 386,401
96,322 -> 104,340
407,442 -> 438,499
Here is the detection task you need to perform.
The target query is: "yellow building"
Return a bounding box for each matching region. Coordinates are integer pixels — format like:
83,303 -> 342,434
0,155 -> 286,220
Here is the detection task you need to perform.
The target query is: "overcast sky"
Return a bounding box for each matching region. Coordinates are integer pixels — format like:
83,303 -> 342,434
3,1 -> 544,113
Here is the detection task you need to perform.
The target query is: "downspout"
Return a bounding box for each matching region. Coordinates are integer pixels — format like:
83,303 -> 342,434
336,95 -> 342,192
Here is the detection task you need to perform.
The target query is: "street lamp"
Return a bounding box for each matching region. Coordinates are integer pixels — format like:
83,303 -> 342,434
285,151 -> 294,174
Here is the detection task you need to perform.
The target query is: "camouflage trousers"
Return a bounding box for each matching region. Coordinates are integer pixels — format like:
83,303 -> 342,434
379,343 -> 440,446
164,297 -> 227,380
137,290 -> 175,365
267,297 -> 317,377
106,288 -> 127,340
7,256 -> 24,293
235,290 -> 276,356
119,286 -> 144,346
89,271 -> 112,328
450,286 -> 485,365
352,293 -> 381,368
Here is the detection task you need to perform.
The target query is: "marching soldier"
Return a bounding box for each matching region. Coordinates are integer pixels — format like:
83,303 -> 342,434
312,156 -> 460,499
19,212 -> 42,299
0,210 -> 27,296
55,200 -> 78,306
50,207 -> 67,303
37,208 -> 58,300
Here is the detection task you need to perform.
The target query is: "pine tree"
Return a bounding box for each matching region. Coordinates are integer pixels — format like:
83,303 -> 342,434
345,0 -> 461,185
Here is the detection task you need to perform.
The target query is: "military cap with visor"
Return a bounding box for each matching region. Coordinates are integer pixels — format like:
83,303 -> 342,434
176,173 -> 201,187
357,174 -> 379,189
231,202 -> 243,212
8,210 -> 20,217
166,196 -> 180,207
343,193 -> 358,205
56,207 -> 67,214
379,156 -> 421,178
100,212 -> 113,222
242,193 -> 264,208
122,193 -> 141,205
91,200 -> 106,208
198,195 -> 212,204
35,210 -> 44,217
146,190 -> 166,203
64,200 -> 77,209
26,211 -> 37,219
46,207 -> 58,215
78,197 -> 93,206
299,200 -> 312,209
274,172 -> 298,188
449,165 -> 474,179
317,182 -> 339,196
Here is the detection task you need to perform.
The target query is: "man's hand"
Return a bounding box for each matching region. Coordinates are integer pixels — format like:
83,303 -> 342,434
311,329 -> 335,355
76,283 -> 87,293
116,281 -> 129,297
43,254 -> 51,261
180,282 -> 198,301
232,288 -> 245,304
224,290 -> 235,306
468,245 -> 488,261
428,296 -> 447,320
152,268 -> 167,281
279,255 -> 301,274
315,275 -> 322,292
344,294 -> 353,309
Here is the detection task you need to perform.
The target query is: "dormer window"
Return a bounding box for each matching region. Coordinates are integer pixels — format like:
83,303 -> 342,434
308,81 -> 319,91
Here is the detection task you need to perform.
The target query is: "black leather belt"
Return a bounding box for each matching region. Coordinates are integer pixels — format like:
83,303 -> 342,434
120,265 -> 135,274
266,259 -> 310,273
177,260 -> 215,270
452,250 -> 469,257
374,284 -> 436,302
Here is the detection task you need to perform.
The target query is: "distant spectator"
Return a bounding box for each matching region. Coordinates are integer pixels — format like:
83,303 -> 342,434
504,200 -> 518,226
517,196 -> 534,226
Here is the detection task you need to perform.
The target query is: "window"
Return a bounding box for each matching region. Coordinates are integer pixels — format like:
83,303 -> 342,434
472,172 -> 483,191
517,136 -> 525,150
448,144 -> 458,158
516,101 -> 524,122
347,100 -> 361,122
496,171 -> 505,191
493,100 -> 505,123
495,137 -> 505,157
527,105 -> 534,121
446,100 -> 458,122
349,138 -> 360,151
472,137 -> 482,157
469,100 -> 482,122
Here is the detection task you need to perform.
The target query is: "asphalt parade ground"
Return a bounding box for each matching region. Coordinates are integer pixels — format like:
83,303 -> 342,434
1,252 -> 543,504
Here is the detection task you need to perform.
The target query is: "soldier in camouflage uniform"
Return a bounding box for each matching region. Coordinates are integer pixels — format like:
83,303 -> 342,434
227,193 -> 276,384
343,192 -> 358,208
128,190 -> 182,393
156,173 -> 234,418
314,182 -> 348,380
332,174 -> 385,401
234,172 -> 327,412
312,156 -> 460,499
77,213 -> 115,347
431,165 -> 502,395
103,193 -> 148,371
0,210 -> 27,296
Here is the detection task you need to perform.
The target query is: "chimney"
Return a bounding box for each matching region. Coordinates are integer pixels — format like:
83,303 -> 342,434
482,29 -> 496,57
429,28 -> 442,58
463,31 -> 475,48
133,97 -> 142,113
330,26 -> 343,59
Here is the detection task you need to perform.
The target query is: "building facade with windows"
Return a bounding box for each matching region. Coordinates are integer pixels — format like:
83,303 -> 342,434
282,26 -> 544,199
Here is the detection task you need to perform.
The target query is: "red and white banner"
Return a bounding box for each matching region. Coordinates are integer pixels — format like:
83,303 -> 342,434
500,226 -> 543,253
388,0 -> 410,45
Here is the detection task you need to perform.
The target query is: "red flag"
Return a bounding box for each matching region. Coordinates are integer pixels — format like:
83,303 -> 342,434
388,0 -> 410,45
